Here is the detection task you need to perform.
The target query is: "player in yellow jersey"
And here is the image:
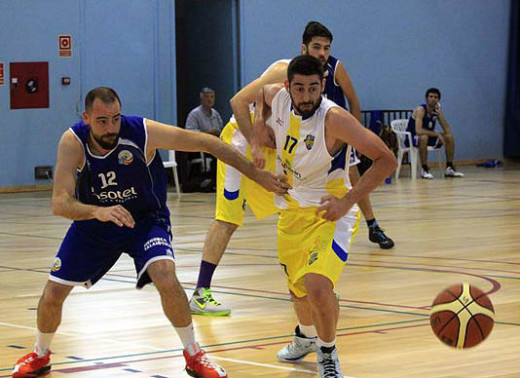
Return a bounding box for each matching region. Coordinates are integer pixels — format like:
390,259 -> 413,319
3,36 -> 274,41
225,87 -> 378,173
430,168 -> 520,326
254,55 -> 396,377
190,22 -> 393,317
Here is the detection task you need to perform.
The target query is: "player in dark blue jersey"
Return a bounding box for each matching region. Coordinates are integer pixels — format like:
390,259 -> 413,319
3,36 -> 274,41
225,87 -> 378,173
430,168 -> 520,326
301,21 -> 394,250
407,87 -> 464,179
12,87 -> 290,378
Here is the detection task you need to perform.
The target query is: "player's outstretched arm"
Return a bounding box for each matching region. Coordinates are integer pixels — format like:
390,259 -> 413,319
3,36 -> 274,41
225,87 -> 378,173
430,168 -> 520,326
147,120 -> 291,195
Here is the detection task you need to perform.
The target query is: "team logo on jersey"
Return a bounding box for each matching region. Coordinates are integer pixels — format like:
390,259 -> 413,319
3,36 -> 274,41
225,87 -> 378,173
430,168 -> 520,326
51,257 -> 62,272
118,150 -> 133,165
308,252 -> 318,265
304,134 -> 315,150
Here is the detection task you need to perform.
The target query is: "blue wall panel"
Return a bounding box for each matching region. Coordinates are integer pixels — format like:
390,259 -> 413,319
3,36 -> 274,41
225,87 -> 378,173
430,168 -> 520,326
239,0 -> 510,161
0,0 -> 176,187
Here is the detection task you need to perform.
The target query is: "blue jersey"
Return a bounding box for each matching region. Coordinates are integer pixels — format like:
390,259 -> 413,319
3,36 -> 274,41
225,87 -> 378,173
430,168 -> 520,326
70,115 -> 170,224
407,104 -> 438,138
323,55 -> 347,110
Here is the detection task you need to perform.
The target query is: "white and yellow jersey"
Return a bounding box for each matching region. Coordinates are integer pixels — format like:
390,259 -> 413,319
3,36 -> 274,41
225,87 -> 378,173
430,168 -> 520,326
271,88 -> 353,209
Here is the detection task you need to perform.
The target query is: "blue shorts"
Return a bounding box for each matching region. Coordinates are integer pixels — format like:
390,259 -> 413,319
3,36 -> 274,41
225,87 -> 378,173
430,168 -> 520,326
406,135 -> 443,148
49,214 -> 174,289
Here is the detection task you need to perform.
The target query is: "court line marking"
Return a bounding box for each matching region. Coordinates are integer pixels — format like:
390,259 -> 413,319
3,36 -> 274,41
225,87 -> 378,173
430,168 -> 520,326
0,321 -> 165,351
209,356 -> 316,374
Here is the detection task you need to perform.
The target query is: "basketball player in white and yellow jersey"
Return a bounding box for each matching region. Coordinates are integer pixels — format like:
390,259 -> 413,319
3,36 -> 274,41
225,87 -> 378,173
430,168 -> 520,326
254,55 -> 396,377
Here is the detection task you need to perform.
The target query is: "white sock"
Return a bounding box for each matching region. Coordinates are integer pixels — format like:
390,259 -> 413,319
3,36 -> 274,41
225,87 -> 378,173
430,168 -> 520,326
175,323 -> 198,355
317,337 -> 336,349
35,331 -> 55,357
299,323 -> 317,338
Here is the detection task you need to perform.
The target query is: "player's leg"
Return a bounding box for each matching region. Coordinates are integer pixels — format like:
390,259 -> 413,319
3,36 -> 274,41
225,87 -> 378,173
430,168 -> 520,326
349,163 -> 394,249
277,293 -> 318,362
350,150 -> 393,248
190,219 -> 238,316
12,281 -> 72,378
146,259 -> 227,378
442,133 -> 464,177
13,224 -> 120,378
190,123 -> 247,316
418,135 -> 433,179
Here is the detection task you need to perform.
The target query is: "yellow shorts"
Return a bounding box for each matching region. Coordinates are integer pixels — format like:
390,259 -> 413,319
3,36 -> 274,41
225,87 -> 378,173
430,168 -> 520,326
215,121 -> 278,226
277,206 -> 360,298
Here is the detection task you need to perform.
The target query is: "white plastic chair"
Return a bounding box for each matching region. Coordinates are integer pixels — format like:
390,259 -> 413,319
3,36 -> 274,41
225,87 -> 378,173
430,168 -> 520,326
390,119 -> 442,179
188,152 -> 211,174
162,150 -> 181,195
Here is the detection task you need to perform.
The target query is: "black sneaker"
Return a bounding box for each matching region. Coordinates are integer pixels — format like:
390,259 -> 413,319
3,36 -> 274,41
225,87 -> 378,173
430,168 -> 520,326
369,226 -> 395,249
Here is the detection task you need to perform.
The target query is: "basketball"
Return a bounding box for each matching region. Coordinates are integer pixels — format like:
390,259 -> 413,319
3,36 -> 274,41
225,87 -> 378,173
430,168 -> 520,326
430,283 -> 495,349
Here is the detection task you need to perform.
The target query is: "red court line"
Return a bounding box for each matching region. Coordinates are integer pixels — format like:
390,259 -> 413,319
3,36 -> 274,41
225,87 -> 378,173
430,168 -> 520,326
354,258 -> 520,276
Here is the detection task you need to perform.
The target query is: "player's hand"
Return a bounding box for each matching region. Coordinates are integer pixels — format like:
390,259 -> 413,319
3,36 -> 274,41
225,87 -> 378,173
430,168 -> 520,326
256,170 -> 291,195
437,133 -> 445,146
94,205 -> 135,228
316,194 -> 351,222
251,142 -> 266,169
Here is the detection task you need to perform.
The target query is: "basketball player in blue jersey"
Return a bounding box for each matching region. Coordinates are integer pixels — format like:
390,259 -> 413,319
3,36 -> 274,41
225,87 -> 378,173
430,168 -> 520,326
188,22 -> 393,319
255,55 -> 397,378
11,87 -> 289,378
407,87 -> 464,179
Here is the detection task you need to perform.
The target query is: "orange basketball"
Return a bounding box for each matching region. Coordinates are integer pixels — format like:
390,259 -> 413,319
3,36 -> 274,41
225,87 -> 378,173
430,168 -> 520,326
430,283 -> 494,348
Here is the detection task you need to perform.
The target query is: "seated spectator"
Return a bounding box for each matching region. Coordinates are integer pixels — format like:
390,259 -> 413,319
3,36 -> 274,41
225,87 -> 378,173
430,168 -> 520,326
407,88 -> 464,179
185,87 -> 223,190
186,87 -> 223,136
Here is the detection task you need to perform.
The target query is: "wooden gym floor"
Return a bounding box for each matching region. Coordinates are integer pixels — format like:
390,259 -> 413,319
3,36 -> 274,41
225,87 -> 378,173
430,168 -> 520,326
0,164 -> 519,378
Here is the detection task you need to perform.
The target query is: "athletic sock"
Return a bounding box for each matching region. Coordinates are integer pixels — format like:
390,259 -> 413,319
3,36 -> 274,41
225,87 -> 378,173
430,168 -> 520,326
196,260 -> 217,289
175,323 -> 197,352
317,337 -> 336,350
298,323 -> 317,338
422,164 -> 430,172
446,161 -> 454,169
35,331 -> 55,357
366,218 -> 377,229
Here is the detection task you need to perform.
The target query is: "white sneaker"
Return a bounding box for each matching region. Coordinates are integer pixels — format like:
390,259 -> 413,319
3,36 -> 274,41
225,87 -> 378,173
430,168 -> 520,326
189,287 -> 231,316
445,167 -> 464,177
277,326 -> 317,362
317,346 -> 344,378
421,169 -> 434,179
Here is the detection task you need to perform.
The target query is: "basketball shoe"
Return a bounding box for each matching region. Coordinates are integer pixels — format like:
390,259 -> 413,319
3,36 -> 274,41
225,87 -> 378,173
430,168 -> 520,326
368,225 -> 394,249
183,347 -> 227,378
277,326 -> 317,362
445,166 -> 464,178
317,345 -> 344,378
189,288 -> 231,316
12,348 -> 51,378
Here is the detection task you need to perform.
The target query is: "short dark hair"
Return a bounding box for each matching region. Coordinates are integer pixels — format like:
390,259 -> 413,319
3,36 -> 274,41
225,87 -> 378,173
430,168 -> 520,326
425,87 -> 441,100
200,87 -> 215,95
302,21 -> 333,46
287,55 -> 324,83
85,87 -> 121,112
